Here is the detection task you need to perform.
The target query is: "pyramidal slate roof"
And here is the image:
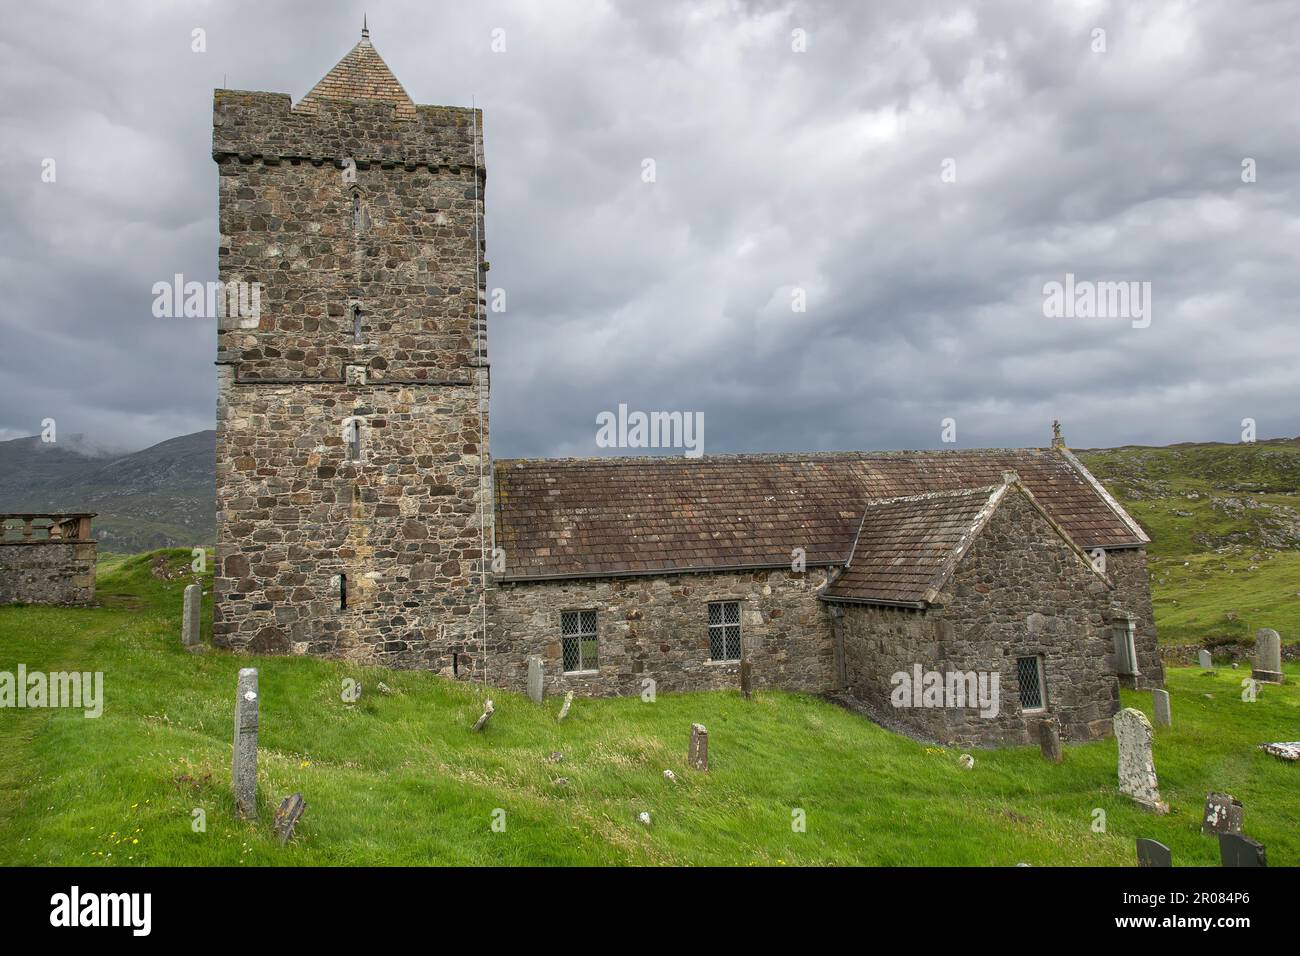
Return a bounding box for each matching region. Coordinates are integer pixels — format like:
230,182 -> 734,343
492,447 -> 1149,583
296,30 -> 416,118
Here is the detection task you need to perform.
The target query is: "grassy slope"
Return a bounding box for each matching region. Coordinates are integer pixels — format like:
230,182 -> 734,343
1077,438 -> 1300,646
0,551 -> 1296,866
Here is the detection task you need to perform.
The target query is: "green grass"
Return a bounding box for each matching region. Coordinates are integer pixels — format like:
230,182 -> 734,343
1,550 -> 1296,866
1078,438 -> 1300,646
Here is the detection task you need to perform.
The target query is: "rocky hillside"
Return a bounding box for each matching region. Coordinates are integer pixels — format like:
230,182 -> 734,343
1076,438 -> 1300,646
0,430 -> 214,553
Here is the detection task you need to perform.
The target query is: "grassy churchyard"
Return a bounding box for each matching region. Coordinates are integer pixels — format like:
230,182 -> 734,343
0,549 -> 1295,866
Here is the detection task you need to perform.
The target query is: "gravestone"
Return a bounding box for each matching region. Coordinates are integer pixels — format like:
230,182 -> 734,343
273,793 -> 305,845
1259,741 -> 1300,762
1152,689 -> 1171,727
740,659 -> 753,700
181,583 -> 202,649
688,723 -> 709,771
1252,629 -> 1283,684
232,668 -> 259,819
1039,717 -> 1063,763
1136,838 -> 1172,867
1114,708 -> 1167,813
1219,832 -> 1266,867
1198,649 -> 1213,670
1201,792 -> 1243,836
472,699 -> 494,731
527,656 -> 544,704
557,690 -> 574,722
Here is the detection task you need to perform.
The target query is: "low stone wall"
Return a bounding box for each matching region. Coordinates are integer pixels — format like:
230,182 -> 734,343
1161,642 -> 1300,665
487,567 -> 836,698
0,542 -> 97,605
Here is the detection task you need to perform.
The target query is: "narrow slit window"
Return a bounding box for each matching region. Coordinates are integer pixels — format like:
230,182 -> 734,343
338,572 -> 347,610
352,305 -> 364,344
1016,655 -> 1046,712
352,192 -> 362,230
345,418 -> 362,461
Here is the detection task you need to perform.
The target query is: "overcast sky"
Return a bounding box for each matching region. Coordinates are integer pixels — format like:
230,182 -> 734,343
2,0 -> 1297,458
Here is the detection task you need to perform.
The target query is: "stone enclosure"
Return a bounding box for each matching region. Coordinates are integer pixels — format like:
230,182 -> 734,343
0,514 -> 97,606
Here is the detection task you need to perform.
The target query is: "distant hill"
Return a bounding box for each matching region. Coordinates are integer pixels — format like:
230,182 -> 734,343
1077,437 -> 1300,646
0,430 -> 214,553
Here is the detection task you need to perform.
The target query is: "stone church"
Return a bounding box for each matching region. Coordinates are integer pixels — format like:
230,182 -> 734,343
212,28 -> 1163,747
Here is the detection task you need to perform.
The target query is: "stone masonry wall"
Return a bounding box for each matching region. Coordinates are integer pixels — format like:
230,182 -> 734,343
833,491 -> 1120,747
486,568 -> 836,698
1104,547 -> 1164,690
212,91 -> 491,668
0,542 -> 97,606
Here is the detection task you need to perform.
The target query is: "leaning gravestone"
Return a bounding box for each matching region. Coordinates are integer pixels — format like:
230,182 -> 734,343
1201,792 -> 1243,836
1039,717 -> 1063,763
1252,629 -> 1283,685
1198,649 -> 1213,670
527,655 -> 544,704
232,668 -> 259,819
181,583 -> 202,649
1114,708 -> 1167,813
273,793 -> 305,846
1219,832 -> 1267,867
688,723 -> 709,771
1136,838 -> 1172,867
1152,689 -> 1171,727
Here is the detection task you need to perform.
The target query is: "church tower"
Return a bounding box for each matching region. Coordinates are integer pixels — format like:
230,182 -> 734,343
211,25 -> 491,671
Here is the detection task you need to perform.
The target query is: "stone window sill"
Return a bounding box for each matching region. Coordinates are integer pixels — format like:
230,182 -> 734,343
562,669 -> 599,677
705,659 -> 741,666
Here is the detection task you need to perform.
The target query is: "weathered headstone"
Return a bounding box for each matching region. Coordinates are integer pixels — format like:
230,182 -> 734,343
1114,708 -> 1167,813
1259,741 -> 1300,762
181,583 -> 202,649
1136,838 -> 1172,867
1252,628 -> 1283,684
527,655 -> 544,704
1152,689 -> 1171,727
232,668 -> 258,819
1198,649 -> 1213,670
688,723 -> 709,771
1219,832 -> 1266,867
471,698 -> 494,731
1039,717 -> 1063,763
557,690 -> 573,722
740,659 -> 752,700
1201,792 -> 1243,836
273,793 -> 305,845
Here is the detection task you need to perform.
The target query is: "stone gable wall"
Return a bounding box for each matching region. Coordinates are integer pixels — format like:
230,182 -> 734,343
485,568 -> 836,698
833,491 -> 1121,747
0,542 -> 97,606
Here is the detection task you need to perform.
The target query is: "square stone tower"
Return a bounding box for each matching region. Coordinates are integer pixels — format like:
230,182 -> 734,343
211,26 -> 490,671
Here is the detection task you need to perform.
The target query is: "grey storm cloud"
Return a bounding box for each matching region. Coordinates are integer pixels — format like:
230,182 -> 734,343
0,0 -> 1297,456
